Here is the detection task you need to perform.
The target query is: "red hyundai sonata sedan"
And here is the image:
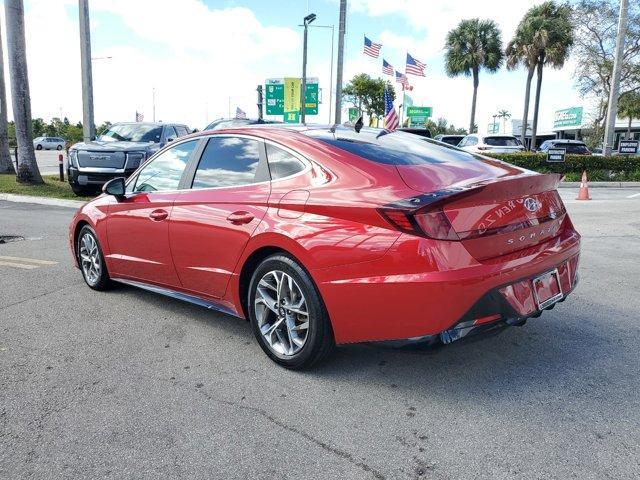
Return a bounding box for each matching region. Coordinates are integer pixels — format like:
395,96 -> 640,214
69,125 -> 580,368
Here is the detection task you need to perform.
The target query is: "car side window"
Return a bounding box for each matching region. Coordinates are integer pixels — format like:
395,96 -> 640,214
175,126 -> 188,137
459,137 -> 468,147
134,140 -> 198,192
165,126 -> 178,141
266,144 -> 306,180
191,136 -> 264,189
468,136 -> 478,146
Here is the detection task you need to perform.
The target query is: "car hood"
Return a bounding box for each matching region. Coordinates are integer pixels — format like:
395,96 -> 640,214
71,140 -> 158,151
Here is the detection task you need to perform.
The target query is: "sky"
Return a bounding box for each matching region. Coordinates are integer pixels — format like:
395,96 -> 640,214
1,0 -> 587,133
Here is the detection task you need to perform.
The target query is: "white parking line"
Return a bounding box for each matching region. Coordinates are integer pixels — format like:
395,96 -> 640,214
626,192 -> 640,199
0,256 -> 58,265
0,260 -> 39,269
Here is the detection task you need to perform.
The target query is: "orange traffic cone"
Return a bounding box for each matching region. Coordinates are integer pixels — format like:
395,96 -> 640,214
576,170 -> 591,200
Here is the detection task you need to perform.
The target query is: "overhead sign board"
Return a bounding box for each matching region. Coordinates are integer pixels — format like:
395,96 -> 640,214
348,107 -> 359,122
406,106 -> 432,118
265,77 -> 319,120
488,122 -> 499,134
554,107 -> 583,129
546,147 -> 566,163
618,139 -> 639,155
265,78 -> 285,115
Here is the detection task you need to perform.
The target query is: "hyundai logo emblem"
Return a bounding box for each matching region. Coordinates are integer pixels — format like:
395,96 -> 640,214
523,197 -> 541,212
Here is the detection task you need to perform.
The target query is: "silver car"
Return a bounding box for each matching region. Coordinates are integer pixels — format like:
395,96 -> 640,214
33,136 -> 66,150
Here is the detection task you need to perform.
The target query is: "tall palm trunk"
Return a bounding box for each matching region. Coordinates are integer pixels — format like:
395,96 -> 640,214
470,66 -> 479,133
530,54 -> 544,151
0,22 -> 15,174
627,116 -> 632,139
4,0 -> 42,184
521,65 -> 535,149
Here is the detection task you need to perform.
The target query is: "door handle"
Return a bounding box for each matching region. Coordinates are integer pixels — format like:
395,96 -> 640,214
226,211 -> 254,225
149,209 -> 169,221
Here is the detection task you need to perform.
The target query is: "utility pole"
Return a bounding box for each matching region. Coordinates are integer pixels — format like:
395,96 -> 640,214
79,0 -> 95,142
334,0 -> 346,124
603,0 -> 629,156
152,87 -> 156,122
301,13 -> 316,125
256,85 -> 264,120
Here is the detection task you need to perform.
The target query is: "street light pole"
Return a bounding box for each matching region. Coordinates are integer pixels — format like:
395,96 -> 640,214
334,0 -> 347,124
79,0 -> 95,142
301,13 -> 316,125
603,0 -> 629,156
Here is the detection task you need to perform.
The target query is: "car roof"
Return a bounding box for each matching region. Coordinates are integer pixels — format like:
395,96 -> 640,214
548,139 -> 586,144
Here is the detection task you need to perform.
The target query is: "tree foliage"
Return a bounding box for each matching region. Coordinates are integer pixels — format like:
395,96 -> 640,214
444,19 -> 503,133
424,118 -> 467,136
342,73 -> 395,119
618,91 -> 640,137
573,0 -> 640,121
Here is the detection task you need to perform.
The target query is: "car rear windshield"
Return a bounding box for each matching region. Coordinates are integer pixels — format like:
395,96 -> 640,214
99,124 -> 163,143
303,127 -> 475,165
484,136 -> 520,146
555,143 -> 590,154
440,136 -> 464,146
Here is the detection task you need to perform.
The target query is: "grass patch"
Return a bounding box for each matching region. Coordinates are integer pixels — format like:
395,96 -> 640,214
0,174 -> 93,200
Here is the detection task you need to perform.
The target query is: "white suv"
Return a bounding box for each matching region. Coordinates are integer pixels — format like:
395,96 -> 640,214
33,137 -> 66,150
458,134 -> 525,153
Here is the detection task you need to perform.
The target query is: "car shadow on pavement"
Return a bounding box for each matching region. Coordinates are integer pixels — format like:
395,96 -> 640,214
112,283 -> 630,404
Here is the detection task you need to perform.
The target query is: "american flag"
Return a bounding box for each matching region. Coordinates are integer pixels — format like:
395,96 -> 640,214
382,59 -> 393,76
395,70 -> 409,87
363,36 -> 382,58
383,89 -> 398,131
135,111 -> 144,122
406,53 -> 426,76
235,107 -> 247,119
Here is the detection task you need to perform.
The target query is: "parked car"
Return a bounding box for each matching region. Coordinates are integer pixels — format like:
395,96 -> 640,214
204,118 -> 282,131
398,127 -> 432,138
458,134 -> 525,153
434,134 -> 465,146
67,122 -> 191,196
538,139 -> 591,155
69,126 -> 581,369
33,136 -> 65,150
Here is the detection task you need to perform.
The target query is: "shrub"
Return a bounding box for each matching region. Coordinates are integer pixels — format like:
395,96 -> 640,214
485,152 -> 640,180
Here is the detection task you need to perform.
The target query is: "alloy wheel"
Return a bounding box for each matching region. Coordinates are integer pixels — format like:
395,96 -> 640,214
79,232 -> 101,286
254,270 -> 310,356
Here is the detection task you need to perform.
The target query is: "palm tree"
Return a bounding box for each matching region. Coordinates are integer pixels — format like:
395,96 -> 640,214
618,92 -> 640,140
497,109 -> 511,133
444,19 -> 503,134
518,2 -> 573,150
4,0 -> 42,183
0,22 -> 15,174
506,17 -> 539,147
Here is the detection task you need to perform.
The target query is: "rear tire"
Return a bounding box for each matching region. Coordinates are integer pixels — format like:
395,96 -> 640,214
248,254 -> 334,369
77,225 -> 112,291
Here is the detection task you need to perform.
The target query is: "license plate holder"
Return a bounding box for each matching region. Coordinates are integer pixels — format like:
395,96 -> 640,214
533,269 -> 563,310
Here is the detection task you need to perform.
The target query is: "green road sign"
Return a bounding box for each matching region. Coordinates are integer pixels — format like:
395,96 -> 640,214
554,107 -> 583,129
348,107 -> 359,122
409,117 -> 427,127
265,79 -> 284,115
284,111 -> 300,123
488,122 -> 499,134
406,106 -> 432,118
265,77 -> 319,119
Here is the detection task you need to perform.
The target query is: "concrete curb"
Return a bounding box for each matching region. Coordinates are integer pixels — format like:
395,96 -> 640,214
0,193 -> 84,209
559,181 -> 640,188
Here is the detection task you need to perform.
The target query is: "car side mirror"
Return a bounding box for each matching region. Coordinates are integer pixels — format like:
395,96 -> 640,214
103,177 -> 126,198
166,137 -> 175,142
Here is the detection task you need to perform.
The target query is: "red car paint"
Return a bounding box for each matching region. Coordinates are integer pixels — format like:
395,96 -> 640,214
69,126 -> 580,344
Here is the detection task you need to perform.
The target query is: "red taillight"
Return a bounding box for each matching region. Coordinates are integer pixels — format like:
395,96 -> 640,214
378,207 -> 459,241
414,209 -> 459,240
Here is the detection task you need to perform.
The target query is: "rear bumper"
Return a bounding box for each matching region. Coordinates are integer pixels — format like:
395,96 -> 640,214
313,225 -> 581,344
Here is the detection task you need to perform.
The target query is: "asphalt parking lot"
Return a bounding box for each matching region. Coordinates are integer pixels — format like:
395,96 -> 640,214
1,188 -> 639,479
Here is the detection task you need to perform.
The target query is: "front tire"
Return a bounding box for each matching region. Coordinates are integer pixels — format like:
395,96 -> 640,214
36,144 -> 42,150
56,145 -> 63,150
248,254 -> 334,369
70,184 -> 97,196
77,225 -> 112,291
